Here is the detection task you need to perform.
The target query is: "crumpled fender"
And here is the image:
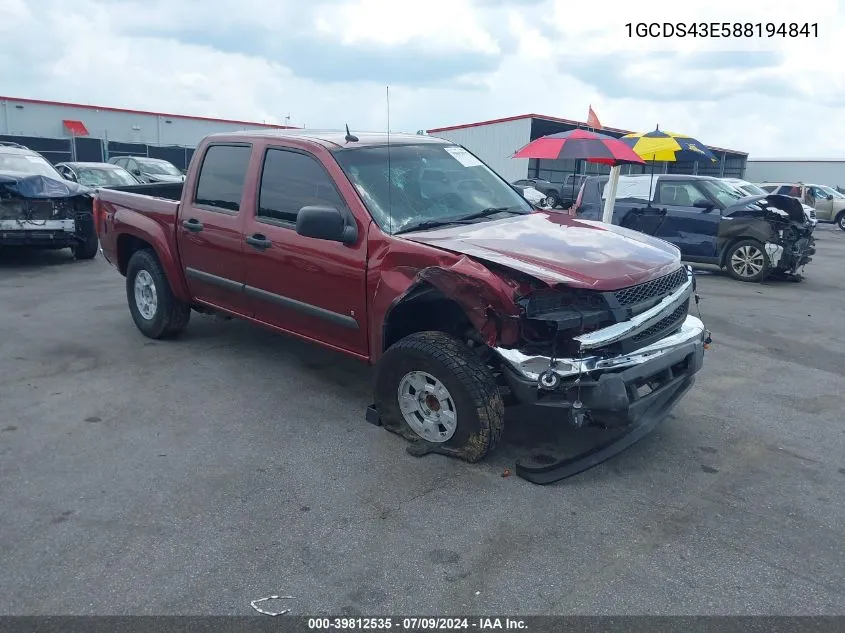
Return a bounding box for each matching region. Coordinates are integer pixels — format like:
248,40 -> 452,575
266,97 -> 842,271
369,250 -> 524,361
113,207 -> 191,301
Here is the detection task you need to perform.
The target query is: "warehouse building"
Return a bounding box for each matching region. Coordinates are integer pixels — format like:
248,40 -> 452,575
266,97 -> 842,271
0,95 -> 295,169
744,159 -> 845,189
426,114 -> 748,187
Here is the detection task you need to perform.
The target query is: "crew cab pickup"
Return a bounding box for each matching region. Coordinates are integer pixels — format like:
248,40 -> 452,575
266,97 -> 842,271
95,130 -> 708,483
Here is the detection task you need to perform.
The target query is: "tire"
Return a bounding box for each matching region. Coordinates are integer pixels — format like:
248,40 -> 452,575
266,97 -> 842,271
725,239 -> 770,283
71,233 -> 99,260
125,249 -> 191,339
374,331 -> 505,463
545,191 -> 560,208
836,211 -> 845,232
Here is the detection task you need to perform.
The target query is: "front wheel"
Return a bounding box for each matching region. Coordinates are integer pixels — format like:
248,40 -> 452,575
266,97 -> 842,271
545,192 -> 560,208
71,233 -> 99,260
725,239 -> 770,283
374,331 -> 505,463
125,249 -> 191,339
836,211 -> 845,231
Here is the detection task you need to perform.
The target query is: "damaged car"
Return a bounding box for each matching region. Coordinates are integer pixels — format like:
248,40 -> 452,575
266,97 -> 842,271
573,174 -> 816,283
94,130 -> 709,484
0,142 -> 98,259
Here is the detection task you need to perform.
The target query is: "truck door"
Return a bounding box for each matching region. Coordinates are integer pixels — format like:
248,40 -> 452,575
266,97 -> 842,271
650,180 -> 721,260
176,143 -> 252,317
241,145 -> 369,357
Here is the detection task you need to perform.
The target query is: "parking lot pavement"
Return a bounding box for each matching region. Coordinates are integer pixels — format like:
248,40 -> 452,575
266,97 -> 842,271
1,227 -> 844,616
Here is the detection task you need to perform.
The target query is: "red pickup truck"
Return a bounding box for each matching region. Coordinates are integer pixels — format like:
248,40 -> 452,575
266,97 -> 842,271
95,129 -> 708,483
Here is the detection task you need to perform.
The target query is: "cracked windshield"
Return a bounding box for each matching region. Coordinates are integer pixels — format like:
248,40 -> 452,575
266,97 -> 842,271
335,143 -> 532,234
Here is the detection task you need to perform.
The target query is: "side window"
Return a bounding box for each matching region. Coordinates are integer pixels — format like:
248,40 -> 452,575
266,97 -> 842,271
194,144 -> 252,213
656,182 -> 708,207
257,148 -> 344,224
759,185 -> 777,193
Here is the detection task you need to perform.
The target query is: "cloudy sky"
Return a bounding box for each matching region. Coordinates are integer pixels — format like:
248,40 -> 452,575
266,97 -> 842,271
0,0 -> 842,157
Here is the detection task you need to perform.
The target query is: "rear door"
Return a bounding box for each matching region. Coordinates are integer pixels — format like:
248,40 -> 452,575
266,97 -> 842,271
242,144 -> 369,356
176,143 -> 253,317
650,180 -> 721,259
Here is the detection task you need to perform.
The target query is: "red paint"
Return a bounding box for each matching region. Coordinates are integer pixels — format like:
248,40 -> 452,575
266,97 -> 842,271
62,120 -> 89,136
96,130 -> 682,365
2,95 -> 297,129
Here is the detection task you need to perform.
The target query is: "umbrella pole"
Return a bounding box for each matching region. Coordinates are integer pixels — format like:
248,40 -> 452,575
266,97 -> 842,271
602,164 -> 621,224
647,154 -> 656,205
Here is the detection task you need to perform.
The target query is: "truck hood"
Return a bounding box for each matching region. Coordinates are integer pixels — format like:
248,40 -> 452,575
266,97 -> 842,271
399,211 -> 681,290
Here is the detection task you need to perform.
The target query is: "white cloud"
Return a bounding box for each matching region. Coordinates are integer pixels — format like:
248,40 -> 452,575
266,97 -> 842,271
0,0 -> 843,157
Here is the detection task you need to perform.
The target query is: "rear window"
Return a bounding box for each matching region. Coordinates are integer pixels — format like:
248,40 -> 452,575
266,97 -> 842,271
194,144 -> 252,212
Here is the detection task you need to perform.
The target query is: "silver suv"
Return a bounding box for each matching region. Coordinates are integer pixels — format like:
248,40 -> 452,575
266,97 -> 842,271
757,182 -> 845,231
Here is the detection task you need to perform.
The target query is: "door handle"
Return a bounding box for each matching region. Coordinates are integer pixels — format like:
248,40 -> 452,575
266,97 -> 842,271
246,234 -> 272,250
182,218 -> 204,232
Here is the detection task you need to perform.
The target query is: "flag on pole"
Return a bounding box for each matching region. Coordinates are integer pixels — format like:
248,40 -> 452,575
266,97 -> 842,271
587,105 -> 602,129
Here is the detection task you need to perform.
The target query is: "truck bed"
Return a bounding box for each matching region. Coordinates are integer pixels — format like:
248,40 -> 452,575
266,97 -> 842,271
99,181 -> 183,201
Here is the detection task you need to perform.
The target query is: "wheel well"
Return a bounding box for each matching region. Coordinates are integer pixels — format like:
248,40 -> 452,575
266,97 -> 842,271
835,209 -> 845,223
719,236 -> 761,267
117,234 -> 153,276
383,284 -> 477,352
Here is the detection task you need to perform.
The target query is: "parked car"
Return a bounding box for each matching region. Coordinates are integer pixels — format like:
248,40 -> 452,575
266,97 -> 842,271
721,178 -> 817,227
55,161 -> 142,188
0,142 -> 98,259
510,182 -> 549,206
107,156 -> 185,184
756,182 -> 845,231
511,175 -> 585,209
93,130 -> 707,482
574,174 -> 816,283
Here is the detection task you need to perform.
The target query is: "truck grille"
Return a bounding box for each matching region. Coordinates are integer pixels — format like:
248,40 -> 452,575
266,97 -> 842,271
630,300 -> 689,344
614,267 -> 687,307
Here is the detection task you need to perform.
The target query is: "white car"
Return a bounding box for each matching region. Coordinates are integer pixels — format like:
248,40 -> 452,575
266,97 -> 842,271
520,186 -> 551,207
722,178 -> 817,227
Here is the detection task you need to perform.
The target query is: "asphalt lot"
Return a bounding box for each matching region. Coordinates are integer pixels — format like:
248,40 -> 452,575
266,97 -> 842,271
1,225 -> 844,616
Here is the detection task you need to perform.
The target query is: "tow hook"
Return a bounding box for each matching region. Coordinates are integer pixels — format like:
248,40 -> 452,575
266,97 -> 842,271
538,369 -> 561,390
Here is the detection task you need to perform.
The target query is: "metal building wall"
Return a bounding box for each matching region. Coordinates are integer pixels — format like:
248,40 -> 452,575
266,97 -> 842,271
427,118 -> 532,182
744,160 -> 845,187
1,98 -> 280,146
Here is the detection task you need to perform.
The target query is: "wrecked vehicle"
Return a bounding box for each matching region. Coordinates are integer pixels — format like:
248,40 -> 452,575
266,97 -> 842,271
94,130 -> 708,484
574,174 -> 816,283
0,142 -> 98,259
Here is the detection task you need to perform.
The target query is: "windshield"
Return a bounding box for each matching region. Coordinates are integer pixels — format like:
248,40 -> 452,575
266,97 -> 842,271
818,185 -> 844,198
0,153 -> 62,179
138,159 -> 182,176
699,179 -> 746,206
333,143 -> 533,234
76,166 -> 139,187
734,181 -> 767,196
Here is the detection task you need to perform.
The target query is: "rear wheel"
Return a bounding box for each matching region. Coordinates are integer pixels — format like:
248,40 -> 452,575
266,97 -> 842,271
725,239 -> 770,283
545,191 -> 560,208
374,331 -> 504,463
126,249 -> 191,339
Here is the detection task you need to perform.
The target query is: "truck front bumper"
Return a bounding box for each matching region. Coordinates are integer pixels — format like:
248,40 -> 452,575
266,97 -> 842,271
494,314 -> 707,483
0,219 -> 77,247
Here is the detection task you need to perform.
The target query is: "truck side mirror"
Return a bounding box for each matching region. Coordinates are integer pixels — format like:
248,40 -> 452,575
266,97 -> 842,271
296,205 -> 357,244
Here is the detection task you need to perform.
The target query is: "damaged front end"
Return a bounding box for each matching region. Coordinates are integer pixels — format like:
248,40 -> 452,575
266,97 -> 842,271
491,265 -> 708,483
0,174 -> 94,249
723,194 -> 816,279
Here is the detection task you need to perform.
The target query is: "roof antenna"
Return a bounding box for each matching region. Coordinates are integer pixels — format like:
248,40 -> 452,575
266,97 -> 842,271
386,85 -> 393,235
345,124 -> 358,143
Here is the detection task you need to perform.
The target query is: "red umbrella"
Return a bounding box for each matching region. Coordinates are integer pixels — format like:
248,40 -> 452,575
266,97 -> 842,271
512,128 -> 645,165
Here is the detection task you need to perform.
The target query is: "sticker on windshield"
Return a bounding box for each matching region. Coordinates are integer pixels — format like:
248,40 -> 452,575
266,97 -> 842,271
444,146 -> 482,167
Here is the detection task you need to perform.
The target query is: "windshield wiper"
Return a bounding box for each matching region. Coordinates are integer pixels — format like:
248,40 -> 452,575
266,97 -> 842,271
393,207 -> 522,235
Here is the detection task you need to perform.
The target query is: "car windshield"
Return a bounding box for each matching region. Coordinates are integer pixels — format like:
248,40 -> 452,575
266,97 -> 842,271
76,166 -> 139,186
699,179 -> 746,206
734,181 -> 767,196
333,143 -> 533,234
818,185 -> 844,198
138,159 -> 182,176
0,153 -> 62,179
